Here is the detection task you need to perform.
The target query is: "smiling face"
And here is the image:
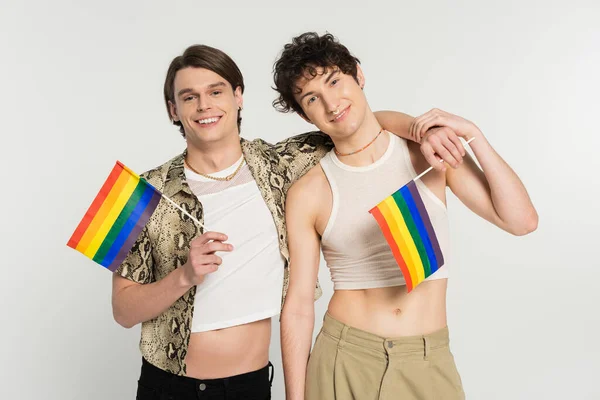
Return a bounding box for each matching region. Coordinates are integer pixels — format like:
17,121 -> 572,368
168,67 -> 243,146
294,64 -> 368,141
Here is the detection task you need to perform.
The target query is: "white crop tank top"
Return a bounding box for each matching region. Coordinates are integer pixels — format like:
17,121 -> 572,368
185,156 -> 285,332
319,132 -> 450,290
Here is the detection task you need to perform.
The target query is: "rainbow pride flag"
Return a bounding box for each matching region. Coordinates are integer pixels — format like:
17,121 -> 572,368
369,180 -> 444,292
67,162 -> 161,271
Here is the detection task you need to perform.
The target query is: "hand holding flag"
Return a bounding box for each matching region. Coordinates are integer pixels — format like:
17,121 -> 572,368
369,137 -> 475,292
67,161 -> 204,271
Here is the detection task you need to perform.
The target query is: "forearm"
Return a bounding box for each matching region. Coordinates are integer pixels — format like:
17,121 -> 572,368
112,268 -> 193,328
469,133 -> 538,234
374,111 -> 416,142
281,307 -> 315,400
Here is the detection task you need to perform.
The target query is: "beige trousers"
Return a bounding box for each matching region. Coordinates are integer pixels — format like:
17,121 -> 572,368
305,312 -> 465,400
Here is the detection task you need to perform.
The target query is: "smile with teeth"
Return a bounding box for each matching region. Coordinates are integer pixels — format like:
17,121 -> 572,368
197,117 -> 221,124
332,107 -> 348,121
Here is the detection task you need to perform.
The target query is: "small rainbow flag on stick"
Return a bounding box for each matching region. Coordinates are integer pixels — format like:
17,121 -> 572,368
369,137 -> 474,292
67,162 -> 162,272
369,180 -> 444,292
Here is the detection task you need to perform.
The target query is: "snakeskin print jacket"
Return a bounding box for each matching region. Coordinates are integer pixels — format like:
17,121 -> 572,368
116,131 -> 333,375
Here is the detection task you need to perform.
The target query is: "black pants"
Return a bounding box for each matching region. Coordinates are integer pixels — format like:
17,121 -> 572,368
136,358 -> 273,400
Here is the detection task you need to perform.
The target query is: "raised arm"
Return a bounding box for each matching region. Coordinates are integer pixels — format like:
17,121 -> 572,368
376,110 -> 468,170
413,108 -> 538,235
374,110 -> 413,140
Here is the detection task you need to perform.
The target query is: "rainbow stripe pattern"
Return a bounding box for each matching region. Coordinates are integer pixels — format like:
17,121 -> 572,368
67,162 -> 161,271
369,180 -> 444,292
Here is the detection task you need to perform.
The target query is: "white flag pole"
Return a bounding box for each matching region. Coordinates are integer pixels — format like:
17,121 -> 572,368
138,176 -> 205,229
412,137 -> 476,182
160,193 -> 205,229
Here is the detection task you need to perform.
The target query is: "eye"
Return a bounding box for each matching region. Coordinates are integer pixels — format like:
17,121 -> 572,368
331,78 -> 339,86
211,90 -> 222,96
183,95 -> 196,102
307,96 -> 317,105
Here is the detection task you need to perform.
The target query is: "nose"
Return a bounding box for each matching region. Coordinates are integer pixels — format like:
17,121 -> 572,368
322,92 -> 340,115
196,96 -> 211,112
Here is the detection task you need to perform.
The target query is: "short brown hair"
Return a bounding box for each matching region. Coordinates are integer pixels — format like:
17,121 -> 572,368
272,32 -> 360,119
164,45 -> 245,136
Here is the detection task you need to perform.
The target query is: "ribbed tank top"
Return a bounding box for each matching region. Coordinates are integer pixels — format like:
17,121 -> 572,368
319,132 -> 450,290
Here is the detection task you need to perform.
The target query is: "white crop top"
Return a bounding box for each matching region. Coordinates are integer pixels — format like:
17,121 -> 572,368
185,156 -> 285,332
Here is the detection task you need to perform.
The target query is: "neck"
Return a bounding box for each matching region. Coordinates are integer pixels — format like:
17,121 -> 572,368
185,132 -> 243,174
331,110 -> 388,167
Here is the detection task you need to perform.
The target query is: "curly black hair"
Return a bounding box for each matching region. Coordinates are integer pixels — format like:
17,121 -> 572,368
272,32 -> 360,119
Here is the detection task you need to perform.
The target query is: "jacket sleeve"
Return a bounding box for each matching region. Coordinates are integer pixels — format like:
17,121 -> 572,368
114,225 -> 155,284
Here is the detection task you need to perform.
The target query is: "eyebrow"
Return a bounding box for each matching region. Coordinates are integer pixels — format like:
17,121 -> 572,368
324,69 -> 339,84
177,82 -> 227,97
299,69 -> 339,102
300,90 -> 316,103
207,82 -> 227,90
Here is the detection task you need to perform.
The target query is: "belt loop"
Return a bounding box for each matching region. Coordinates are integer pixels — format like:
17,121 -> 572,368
423,336 -> 430,361
338,325 -> 349,349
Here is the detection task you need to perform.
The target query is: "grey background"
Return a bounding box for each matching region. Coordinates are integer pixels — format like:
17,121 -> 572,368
1,0 -> 598,398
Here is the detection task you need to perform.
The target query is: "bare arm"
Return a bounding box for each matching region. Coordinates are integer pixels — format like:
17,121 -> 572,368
281,174 -> 323,400
414,109 -> 538,235
376,110 -> 467,170
112,231 -> 232,328
374,110 -> 413,140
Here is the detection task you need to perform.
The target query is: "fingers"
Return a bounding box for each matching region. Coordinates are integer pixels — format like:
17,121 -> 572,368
431,142 -> 457,169
183,233 -> 232,285
421,143 -> 446,172
447,131 -> 466,157
413,109 -> 475,170
419,116 -> 446,141
187,231 -> 233,279
204,240 -> 234,254
441,138 -> 463,167
411,109 -> 446,141
190,239 -> 233,257
192,254 -> 223,274
411,115 -> 431,142
422,125 -> 470,168
187,250 -> 226,280
191,231 -> 229,246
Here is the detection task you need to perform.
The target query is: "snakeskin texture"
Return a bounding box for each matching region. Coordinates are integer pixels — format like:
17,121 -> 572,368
116,131 -> 333,375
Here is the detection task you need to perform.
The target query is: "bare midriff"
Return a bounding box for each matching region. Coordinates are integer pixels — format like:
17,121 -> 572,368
184,318 -> 271,379
327,279 -> 448,338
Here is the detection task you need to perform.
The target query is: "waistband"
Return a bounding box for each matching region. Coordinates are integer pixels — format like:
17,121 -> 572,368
321,312 -> 450,356
140,357 -> 273,391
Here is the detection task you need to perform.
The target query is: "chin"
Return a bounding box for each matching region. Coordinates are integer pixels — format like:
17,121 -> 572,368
338,122 -> 361,137
206,128 -> 241,143
186,130 -> 222,144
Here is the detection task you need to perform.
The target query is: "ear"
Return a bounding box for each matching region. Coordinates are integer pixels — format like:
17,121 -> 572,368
356,63 -> 365,89
168,100 -> 180,122
234,86 -> 243,110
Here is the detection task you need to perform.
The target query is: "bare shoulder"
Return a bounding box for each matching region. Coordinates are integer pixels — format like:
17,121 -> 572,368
288,163 -> 328,201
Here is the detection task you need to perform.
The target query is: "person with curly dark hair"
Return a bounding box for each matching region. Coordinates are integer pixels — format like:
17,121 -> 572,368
274,32 -> 538,400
